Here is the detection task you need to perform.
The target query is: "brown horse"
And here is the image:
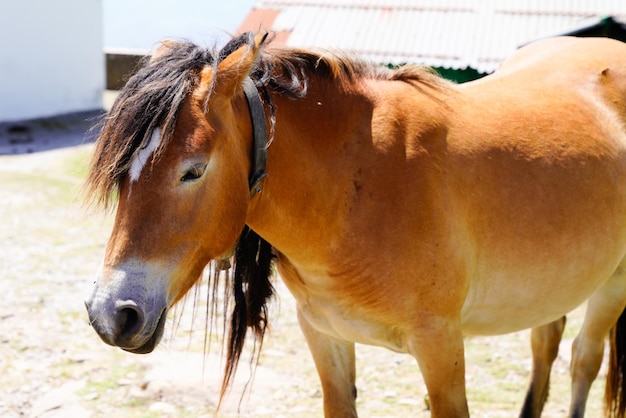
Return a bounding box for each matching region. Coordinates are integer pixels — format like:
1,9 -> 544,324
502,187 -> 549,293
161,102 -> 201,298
84,32 -> 626,417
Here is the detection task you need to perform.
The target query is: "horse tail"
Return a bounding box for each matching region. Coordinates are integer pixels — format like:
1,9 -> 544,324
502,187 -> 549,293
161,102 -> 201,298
605,306 -> 626,418
217,226 -> 275,410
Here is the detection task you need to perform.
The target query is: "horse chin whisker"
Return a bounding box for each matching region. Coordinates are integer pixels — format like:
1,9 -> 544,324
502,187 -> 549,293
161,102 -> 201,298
168,291 -> 185,345
192,261 -> 235,384
202,264 -> 218,378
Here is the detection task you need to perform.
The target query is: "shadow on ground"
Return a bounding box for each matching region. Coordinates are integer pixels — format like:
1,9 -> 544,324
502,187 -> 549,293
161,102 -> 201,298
0,110 -> 104,155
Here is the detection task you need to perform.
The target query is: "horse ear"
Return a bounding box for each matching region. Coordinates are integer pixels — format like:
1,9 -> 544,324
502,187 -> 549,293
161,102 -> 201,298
151,39 -> 178,62
212,32 -> 268,98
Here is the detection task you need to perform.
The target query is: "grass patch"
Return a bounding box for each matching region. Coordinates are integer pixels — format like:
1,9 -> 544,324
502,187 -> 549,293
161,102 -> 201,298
62,146 -> 93,180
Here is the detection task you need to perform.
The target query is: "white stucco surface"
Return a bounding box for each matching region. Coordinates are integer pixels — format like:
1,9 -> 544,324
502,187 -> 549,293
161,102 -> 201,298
0,1 -> 103,122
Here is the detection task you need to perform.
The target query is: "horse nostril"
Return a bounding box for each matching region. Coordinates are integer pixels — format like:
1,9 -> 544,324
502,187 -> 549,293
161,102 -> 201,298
114,300 -> 144,338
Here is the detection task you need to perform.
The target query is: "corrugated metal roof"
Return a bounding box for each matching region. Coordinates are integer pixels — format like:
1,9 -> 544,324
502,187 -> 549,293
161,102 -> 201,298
238,0 -> 626,73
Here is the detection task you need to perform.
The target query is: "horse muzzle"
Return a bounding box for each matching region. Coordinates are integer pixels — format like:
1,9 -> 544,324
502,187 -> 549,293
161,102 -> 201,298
84,264 -> 169,354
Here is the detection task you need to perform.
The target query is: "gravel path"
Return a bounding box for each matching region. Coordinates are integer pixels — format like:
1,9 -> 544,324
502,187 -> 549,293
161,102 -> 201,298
0,144 -> 607,417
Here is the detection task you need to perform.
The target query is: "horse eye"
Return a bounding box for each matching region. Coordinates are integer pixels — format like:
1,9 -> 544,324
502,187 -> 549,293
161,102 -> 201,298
180,163 -> 207,182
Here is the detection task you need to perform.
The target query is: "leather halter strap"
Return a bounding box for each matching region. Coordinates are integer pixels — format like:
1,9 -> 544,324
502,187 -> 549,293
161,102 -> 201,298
242,77 -> 268,198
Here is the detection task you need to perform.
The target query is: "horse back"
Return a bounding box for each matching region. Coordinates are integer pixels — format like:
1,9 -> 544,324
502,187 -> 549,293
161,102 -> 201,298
465,36 -> 626,124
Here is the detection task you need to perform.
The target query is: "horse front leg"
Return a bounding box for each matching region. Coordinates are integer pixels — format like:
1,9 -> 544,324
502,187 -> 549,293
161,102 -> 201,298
297,308 -> 357,418
519,316 -> 567,418
409,317 -> 470,418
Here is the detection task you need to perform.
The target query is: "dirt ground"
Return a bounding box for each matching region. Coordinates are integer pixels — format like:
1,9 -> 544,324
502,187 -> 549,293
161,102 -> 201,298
0,143 -> 608,417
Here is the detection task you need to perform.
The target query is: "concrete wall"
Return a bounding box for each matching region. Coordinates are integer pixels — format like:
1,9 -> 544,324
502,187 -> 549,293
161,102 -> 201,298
0,1 -> 104,122
105,48 -> 148,90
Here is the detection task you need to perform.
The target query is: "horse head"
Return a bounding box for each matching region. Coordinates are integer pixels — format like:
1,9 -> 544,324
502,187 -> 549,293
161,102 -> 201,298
84,33 -> 269,355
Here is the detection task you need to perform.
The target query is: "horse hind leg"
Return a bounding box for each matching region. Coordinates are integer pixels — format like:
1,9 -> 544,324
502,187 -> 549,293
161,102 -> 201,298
519,316 -> 567,418
606,307 -> 626,418
569,264 -> 626,418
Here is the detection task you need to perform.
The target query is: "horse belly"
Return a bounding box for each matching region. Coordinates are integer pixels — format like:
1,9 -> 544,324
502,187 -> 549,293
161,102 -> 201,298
451,113 -> 626,335
277,260 -> 409,352
461,246 -> 625,336
298,298 -> 407,352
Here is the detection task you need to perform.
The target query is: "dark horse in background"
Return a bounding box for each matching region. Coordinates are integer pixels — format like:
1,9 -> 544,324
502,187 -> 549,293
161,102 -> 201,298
84,32 -> 626,417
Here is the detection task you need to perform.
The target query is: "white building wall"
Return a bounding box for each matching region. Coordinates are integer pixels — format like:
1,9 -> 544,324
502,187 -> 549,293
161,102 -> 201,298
0,0 -> 103,122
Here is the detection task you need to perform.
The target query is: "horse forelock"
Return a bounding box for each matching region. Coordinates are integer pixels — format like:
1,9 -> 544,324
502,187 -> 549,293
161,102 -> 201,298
84,33 -> 261,208
84,48 -> 204,207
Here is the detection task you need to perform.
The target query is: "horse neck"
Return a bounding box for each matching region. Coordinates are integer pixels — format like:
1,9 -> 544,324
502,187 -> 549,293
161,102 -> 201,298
246,80 -> 374,264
